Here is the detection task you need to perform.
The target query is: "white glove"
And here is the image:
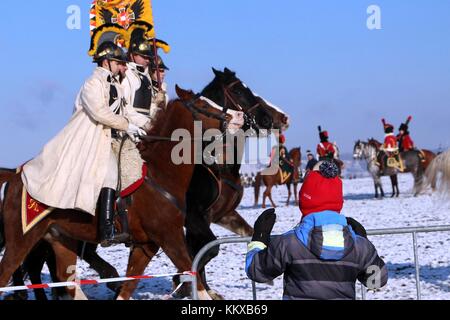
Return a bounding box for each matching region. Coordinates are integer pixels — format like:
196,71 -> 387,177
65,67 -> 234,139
127,123 -> 146,142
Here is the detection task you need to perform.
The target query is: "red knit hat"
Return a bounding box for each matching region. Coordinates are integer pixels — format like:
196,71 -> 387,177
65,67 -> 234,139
299,161 -> 343,217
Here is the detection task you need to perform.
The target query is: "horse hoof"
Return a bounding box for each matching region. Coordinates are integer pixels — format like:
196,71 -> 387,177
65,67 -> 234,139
262,205 -> 266,209
207,289 -> 225,300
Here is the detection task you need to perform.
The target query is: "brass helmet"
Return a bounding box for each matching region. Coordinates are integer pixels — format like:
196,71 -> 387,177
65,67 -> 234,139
89,24 -> 129,63
128,21 -> 155,58
94,41 -> 127,63
151,55 -> 169,71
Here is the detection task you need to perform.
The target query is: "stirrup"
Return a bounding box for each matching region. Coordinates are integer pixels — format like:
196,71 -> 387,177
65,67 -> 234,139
100,232 -> 131,248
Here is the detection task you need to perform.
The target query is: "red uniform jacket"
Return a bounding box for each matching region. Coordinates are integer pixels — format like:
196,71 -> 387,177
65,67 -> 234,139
317,142 -> 336,158
383,134 -> 398,151
397,134 -> 415,151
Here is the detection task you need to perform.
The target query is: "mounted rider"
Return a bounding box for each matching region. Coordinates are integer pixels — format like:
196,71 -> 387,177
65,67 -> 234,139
397,116 -> 415,152
21,25 -> 149,247
316,126 -> 337,161
123,21 -> 167,118
149,54 -> 170,110
379,118 -> 402,171
268,133 -> 294,183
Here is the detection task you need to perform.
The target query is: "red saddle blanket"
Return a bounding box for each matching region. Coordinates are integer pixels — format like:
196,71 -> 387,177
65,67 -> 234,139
21,186 -> 54,235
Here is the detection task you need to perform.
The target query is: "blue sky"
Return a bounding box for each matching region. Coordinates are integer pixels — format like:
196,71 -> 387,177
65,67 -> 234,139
1,0 -> 449,167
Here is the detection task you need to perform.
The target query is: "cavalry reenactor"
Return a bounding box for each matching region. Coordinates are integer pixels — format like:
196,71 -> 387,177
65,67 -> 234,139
316,126 -> 337,161
149,54 -> 170,111
379,118 -> 402,171
397,116 -> 415,152
21,26 -> 150,247
381,119 -> 398,153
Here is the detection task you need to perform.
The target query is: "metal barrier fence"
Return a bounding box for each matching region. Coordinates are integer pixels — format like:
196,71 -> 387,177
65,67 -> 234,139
190,225 -> 450,300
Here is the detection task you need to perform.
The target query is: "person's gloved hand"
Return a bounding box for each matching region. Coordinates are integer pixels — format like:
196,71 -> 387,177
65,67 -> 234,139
127,123 -> 147,142
346,217 -> 367,239
252,208 -> 276,245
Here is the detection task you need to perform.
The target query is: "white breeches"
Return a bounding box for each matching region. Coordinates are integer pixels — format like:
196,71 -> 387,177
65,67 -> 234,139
103,149 -> 118,190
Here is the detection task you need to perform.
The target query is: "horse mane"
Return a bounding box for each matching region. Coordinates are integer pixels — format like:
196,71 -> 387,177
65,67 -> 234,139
368,138 -> 382,149
424,148 -> 450,196
145,99 -> 177,138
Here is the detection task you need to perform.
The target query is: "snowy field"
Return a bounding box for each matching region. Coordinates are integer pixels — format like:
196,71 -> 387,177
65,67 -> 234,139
3,173 -> 450,300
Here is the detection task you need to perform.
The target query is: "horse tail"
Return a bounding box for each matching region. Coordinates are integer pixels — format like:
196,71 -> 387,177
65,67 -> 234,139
254,172 -> 262,206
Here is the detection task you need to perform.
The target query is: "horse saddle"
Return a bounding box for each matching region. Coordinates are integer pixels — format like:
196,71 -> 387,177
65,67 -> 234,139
380,151 -> 404,172
279,157 -> 294,184
418,149 -> 426,163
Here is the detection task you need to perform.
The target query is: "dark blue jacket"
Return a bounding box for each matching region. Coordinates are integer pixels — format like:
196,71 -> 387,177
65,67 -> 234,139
246,211 -> 388,300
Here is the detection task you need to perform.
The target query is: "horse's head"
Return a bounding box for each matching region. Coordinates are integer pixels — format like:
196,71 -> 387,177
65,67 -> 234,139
201,67 -> 289,132
289,147 -> 302,166
353,140 -> 365,160
175,85 -> 244,134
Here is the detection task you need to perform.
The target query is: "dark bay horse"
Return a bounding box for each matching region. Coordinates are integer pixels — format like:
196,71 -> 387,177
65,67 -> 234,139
353,139 -> 436,198
179,68 -> 290,298
0,87 -> 241,300
253,147 -> 302,208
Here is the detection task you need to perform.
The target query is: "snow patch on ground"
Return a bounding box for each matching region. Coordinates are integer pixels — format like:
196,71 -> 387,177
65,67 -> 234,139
2,174 -> 450,300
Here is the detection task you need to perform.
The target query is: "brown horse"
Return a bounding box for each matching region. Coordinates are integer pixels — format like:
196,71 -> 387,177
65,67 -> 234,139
253,147 -> 302,208
0,86 -> 241,300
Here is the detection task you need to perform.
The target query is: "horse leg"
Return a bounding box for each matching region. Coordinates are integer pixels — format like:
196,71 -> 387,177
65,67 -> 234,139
116,242 -> 159,300
46,237 -> 87,300
25,241 -> 51,300
373,182 -> 379,199
262,186 -> 268,209
214,210 -> 253,237
0,222 -> 50,292
286,184 -> 291,206
78,242 -> 120,293
413,168 -> 424,197
43,241 -> 68,300
185,218 -> 220,299
393,175 -> 400,197
5,267 -> 28,300
294,183 -> 299,206
390,176 -> 396,198
163,234 -> 212,300
266,186 -> 277,208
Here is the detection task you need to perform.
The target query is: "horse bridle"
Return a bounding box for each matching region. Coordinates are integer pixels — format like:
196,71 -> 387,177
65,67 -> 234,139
222,80 -> 266,129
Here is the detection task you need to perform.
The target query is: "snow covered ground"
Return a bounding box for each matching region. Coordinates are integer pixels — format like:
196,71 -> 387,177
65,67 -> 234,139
3,173 -> 450,300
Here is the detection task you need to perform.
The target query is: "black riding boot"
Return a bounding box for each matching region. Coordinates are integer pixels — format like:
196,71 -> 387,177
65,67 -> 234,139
99,188 -> 129,247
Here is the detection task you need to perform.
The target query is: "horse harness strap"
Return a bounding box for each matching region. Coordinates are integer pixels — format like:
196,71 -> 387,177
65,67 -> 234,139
144,176 -> 186,216
222,80 -> 261,114
182,95 -> 229,122
222,178 -> 243,193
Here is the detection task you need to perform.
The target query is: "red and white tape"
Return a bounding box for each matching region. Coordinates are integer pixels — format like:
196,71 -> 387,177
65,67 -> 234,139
0,271 -> 196,293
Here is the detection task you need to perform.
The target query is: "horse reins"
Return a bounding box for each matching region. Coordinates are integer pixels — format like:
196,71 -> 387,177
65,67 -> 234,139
139,95 -> 230,143
222,80 -> 263,129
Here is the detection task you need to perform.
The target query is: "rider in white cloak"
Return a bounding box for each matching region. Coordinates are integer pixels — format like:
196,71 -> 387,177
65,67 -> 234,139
21,27 -> 150,247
